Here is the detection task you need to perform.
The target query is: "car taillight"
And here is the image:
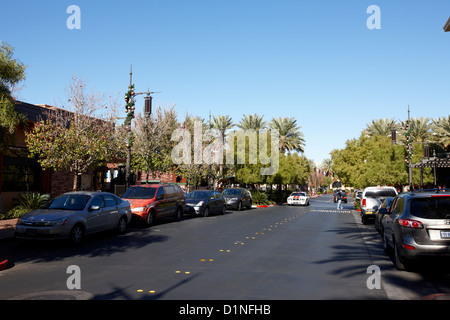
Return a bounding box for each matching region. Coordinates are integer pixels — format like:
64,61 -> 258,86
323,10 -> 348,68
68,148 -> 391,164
398,219 -> 423,229
362,199 -> 366,207
403,244 -> 416,250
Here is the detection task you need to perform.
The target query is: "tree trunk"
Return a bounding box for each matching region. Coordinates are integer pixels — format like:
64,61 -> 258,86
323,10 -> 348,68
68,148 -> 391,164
73,173 -> 78,191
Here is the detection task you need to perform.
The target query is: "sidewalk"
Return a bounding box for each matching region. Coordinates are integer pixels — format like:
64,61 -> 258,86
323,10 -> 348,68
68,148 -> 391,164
0,219 -> 17,240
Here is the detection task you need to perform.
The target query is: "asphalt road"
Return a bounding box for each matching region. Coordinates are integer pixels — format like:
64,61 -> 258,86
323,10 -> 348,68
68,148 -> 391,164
2,194 -> 450,302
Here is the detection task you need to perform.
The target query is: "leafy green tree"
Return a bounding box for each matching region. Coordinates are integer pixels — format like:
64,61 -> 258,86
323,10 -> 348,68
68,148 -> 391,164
265,152 -> 310,190
0,43 -> 26,151
172,114 -> 210,191
132,106 -> 178,180
26,76 -> 125,191
331,135 -> 410,189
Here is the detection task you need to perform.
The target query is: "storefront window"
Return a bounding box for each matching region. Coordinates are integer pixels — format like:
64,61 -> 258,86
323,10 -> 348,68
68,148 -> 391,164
1,156 -> 40,192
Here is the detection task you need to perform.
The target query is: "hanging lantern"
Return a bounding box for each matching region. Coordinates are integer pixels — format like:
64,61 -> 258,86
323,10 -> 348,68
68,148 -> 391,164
144,95 -> 152,118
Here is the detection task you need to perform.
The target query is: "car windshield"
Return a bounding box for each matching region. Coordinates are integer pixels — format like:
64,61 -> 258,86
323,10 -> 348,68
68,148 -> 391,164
186,191 -> 210,199
365,189 -> 397,197
292,193 -> 305,196
122,187 -> 157,199
45,194 -> 91,211
410,196 -> 450,219
223,189 -> 241,196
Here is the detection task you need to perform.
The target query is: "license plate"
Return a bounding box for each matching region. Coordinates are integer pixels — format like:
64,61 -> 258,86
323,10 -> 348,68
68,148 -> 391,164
441,231 -> 450,238
26,228 -> 37,236
365,211 -> 373,215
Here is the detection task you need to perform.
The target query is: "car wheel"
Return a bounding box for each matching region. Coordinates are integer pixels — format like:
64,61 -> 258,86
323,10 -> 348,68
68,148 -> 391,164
203,207 -> 210,217
237,201 -> 242,211
383,231 -> 391,252
70,224 -> 84,245
146,211 -> 155,227
247,200 -> 252,209
221,205 -> 226,215
394,241 -> 407,271
174,207 -> 183,221
117,216 -> 127,234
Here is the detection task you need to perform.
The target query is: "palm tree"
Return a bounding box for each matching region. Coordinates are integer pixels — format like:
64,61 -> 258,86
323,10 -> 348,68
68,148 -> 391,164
401,117 -> 432,143
432,116 -> 450,150
211,114 -> 234,138
321,158 -> 334,177
237,114 -> 267,131
364,118 -> 397,137
210,115 -> 234,184
269,117 -> 305,153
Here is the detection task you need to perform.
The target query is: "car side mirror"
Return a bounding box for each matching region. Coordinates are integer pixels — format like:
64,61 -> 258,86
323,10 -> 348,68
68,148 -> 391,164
89,205 -> 100,212
156,194 -> 164,200
210,196 -> 215,200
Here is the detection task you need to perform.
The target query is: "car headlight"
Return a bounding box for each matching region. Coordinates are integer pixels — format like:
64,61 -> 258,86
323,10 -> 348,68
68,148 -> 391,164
196,201 -> 205,207
131,207 -> 146,213
45,217 -> 69,226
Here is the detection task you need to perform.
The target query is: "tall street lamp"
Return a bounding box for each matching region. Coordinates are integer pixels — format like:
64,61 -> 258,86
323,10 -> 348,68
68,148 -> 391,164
123,65 -> 159,188
405,106 -> 414,190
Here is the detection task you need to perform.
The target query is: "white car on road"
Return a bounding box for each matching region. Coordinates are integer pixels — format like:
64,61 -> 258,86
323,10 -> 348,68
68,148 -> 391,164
361,186 -> 398,224
287,192 -> 310,206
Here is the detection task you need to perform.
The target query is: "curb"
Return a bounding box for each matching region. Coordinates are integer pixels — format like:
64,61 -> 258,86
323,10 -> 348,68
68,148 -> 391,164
0,218 -> 17,241
422,293 -> 450,300
0,259 -> 8,271
251,204 -> 277,208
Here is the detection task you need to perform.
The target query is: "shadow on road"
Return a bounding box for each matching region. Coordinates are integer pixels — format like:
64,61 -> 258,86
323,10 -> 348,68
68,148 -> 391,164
0,226 -> 169,266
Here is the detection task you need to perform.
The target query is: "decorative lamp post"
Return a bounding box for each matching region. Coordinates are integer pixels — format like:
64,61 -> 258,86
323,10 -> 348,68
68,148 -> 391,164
404,106 -> 414,191
123,65 -> 159,188
124,66 -> 135,188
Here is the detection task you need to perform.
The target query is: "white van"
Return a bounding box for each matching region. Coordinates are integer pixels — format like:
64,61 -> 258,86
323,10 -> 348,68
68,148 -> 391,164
361,186 -> 398,224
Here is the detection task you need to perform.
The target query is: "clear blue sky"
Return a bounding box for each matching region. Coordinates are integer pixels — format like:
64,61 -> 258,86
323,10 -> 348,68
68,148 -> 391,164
1,0 -> 450,165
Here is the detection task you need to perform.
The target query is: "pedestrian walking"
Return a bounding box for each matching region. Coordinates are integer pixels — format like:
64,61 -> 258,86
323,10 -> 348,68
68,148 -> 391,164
336,191 -> 343,210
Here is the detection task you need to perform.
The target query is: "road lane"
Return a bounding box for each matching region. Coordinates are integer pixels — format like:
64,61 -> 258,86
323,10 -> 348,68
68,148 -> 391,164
0,194 -> 381,300
2,194 -> 450,300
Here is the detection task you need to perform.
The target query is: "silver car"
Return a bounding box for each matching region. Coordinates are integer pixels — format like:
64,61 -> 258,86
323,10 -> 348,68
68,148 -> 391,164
381,189 -> 450,270
15,191 -> 131,244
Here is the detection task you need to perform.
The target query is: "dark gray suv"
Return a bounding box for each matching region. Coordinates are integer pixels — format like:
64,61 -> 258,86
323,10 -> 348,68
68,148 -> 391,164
222,188 -> 252,211
381,189 -> 450,270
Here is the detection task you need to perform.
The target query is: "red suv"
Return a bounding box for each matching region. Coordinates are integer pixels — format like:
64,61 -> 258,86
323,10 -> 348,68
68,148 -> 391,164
121,184 -> 185,226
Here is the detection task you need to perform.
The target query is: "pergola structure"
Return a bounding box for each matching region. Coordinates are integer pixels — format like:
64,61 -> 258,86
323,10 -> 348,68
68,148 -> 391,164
411,152 -> 450,188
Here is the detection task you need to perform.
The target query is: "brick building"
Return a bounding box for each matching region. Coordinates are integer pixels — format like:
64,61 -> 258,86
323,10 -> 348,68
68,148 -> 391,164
0,101 -> 187,212
0,101 -> 106,211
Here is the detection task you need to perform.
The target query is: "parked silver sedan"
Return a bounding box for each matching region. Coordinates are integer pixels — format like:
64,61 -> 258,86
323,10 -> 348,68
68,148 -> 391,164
15,191 -> 131,244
